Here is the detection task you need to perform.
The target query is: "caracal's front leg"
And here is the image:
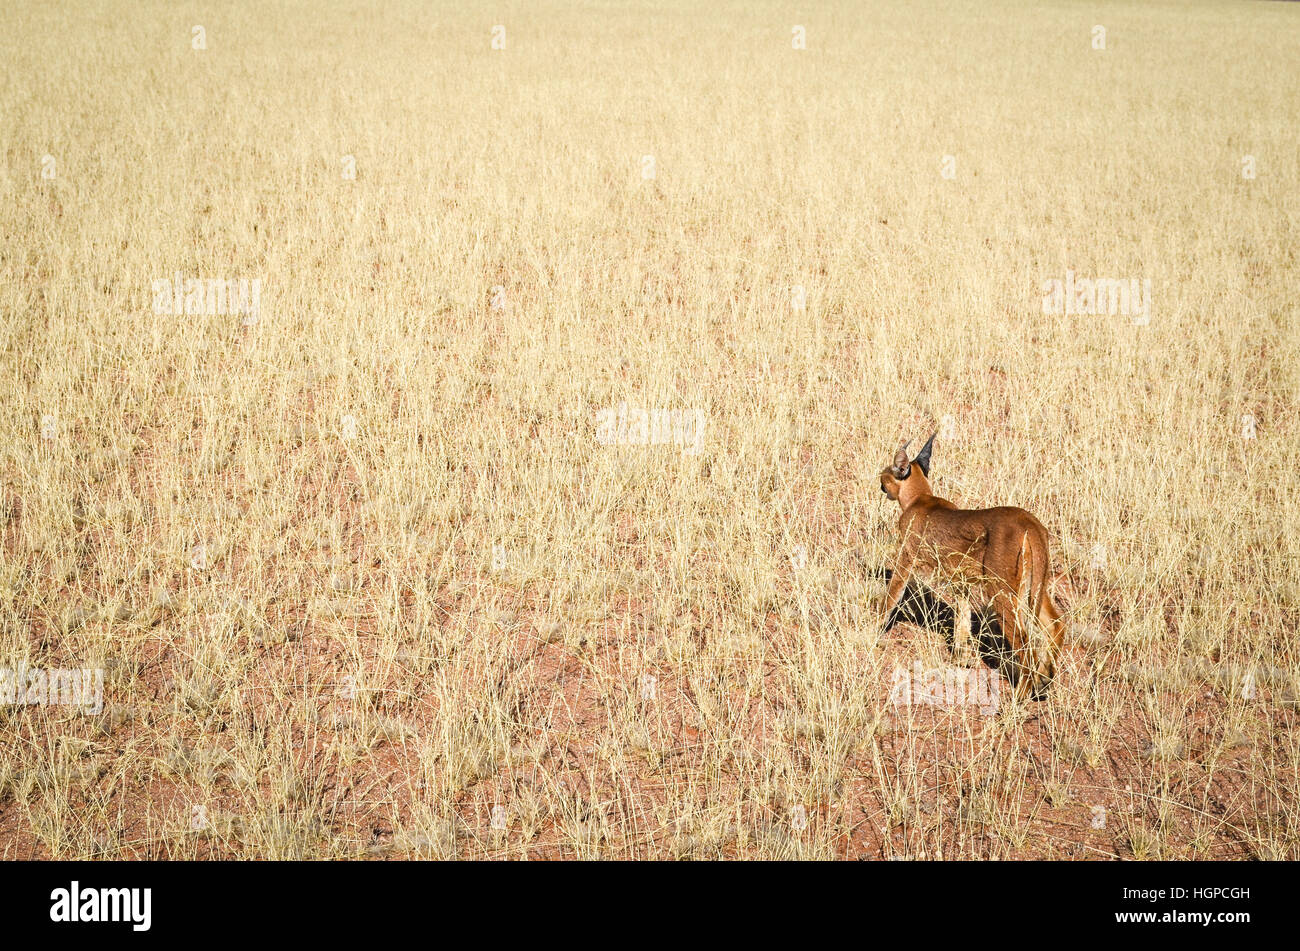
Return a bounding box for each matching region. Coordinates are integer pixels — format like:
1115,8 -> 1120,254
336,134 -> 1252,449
952,597 -> 975,667
882,553 -> 912,632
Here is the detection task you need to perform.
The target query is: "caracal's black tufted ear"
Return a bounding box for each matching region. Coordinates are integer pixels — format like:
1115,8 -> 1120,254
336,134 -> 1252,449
914,431 -> 937,477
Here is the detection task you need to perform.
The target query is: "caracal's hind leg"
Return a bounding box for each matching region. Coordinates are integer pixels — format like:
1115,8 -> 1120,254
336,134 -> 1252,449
992,590 -> 1033,701
1032,591 -> 1066,691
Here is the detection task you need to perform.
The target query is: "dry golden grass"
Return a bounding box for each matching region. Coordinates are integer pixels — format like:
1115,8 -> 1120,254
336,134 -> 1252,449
0,0 -> 1297,859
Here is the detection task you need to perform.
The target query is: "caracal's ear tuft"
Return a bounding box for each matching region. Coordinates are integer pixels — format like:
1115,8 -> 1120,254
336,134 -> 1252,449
914,431 -> 937,477
891,441 -> 912,480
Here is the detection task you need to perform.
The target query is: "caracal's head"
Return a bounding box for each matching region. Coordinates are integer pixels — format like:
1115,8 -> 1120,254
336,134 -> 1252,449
879,432 -> 936,504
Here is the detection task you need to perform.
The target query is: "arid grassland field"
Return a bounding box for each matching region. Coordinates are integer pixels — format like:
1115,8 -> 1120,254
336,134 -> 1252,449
0,0 -> 1297,860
